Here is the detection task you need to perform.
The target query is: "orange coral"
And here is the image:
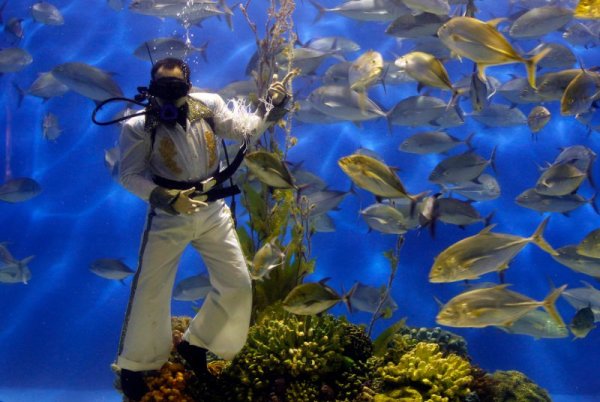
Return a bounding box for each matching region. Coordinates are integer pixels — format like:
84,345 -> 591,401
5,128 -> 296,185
141,362 -> 194,402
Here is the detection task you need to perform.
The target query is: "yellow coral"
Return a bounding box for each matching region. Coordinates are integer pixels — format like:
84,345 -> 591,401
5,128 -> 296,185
377,342 -> 472,402
141,362 -> 194,402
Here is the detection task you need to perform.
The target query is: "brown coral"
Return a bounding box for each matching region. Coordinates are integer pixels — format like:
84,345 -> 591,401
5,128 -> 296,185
141,362 -> 194,402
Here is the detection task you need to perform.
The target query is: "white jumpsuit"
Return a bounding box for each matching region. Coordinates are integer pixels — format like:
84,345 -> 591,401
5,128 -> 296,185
116,93 -> 271,371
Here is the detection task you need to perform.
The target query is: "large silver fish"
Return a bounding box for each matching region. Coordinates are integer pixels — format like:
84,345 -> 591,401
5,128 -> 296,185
437,17 -> 550,88
0,178 -> 42,203
282,278 -> 343,315
244,151 -> 296,189
497,309 -> 569,339
576,228 -> 600,258
436,284 -> 566,328
338,154 -> 424,201
52,62 -> 123,102
173,274 -> 212,301
515,189 -> 597,214
134,37 -> 207,62
310,0 -> 412,22
399,131 -> 472,155
31,1 -> 64,25
428,148 -> 496,185
535,163 -> 586,196
0,48 -> 32,73
508,6 -> 573,38
308,85 -> 386,122
551,245 -> 600,279
429,218 -> 556,283
90,258 -> 135,281
441,174 -> 500,201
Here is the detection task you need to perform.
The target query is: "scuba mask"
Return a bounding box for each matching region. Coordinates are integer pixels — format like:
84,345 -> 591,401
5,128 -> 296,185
148,77 -> 191,101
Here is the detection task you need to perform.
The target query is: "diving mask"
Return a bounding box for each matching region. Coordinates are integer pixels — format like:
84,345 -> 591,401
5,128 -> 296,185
148,77 -> 190,101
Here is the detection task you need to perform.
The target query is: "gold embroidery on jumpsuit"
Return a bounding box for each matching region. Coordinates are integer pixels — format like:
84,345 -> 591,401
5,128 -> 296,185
204,128 -> 217,168
158,136 -> 183,175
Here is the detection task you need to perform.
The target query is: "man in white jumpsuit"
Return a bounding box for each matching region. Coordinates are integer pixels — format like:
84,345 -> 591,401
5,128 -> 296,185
116,58 -> 289,400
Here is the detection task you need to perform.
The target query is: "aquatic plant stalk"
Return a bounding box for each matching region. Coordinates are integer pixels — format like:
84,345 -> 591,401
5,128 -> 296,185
368,234 -> 405,337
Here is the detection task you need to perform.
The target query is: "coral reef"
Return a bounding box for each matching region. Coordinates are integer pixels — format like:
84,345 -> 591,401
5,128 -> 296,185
140,362 -> 193,402
375,342 -> 473,402
487,370 -> 552,402
397,326 -> 469,358
219,305 -> 373,401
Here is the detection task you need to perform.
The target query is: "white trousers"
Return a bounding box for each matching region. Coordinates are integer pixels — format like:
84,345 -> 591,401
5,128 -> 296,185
117,200 -> 252,371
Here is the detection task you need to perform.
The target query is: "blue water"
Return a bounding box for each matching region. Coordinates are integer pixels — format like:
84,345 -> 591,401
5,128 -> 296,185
1,0 -> 599,400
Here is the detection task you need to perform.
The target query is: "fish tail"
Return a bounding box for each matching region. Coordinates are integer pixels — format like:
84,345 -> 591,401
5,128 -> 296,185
489,145 -> 497,173
591,192 -> 599,215
542,284 -> 567,328
530,217 -> 558,255
524,47 -> 552,89
476,63 -> 488,83
308,0 -> 325,23
12,82 -> 26,108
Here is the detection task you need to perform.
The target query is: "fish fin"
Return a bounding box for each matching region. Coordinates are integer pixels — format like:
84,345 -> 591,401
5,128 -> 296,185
21,255 -> 35,265
525,47 -> 552,89
486,17 -> 507,29
489,145 -> 497,173
590,193 -> 599,215
476,63 -> 488,83
478,224 -> 497,234
464,132 -> 475,150
530,217 -> 557,255
542,284 -> 568,328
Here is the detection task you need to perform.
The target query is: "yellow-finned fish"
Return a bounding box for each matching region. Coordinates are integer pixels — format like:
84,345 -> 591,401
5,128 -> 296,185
576,228 -> 600,258
338,153 -> 426,201
437,16 -> 551,88
436,284 -> 567,328
429,218 -> 557,283
245,150 -> 296,189
282,278 -> 343,315
349,50 -> 384,93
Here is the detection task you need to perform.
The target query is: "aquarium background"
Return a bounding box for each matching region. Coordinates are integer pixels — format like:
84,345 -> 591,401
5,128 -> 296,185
0,0 -> 599,401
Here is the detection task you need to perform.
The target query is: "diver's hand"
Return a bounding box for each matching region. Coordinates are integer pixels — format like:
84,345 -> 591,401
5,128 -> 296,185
268,71 -> 298,106
172,188 -> 208,215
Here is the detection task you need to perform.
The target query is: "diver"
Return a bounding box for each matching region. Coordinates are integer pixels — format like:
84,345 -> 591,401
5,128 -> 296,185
113,57 -> 290,400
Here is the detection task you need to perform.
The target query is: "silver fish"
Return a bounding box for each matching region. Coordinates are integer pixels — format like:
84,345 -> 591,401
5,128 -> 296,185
277,47 -> 342,76
497,77 -> 545,105
360,203 -> 412,234
42,113 -> 63,141
436,284 -> 566,328
293,100 -> 342,125
525,43 -> 576,70
429,218 -> 556,283
508,6 -> 573,38
516,189 -> 598,214
570,306 -> 596,338
134,37 -> 207,62
90,258 -> 134,280
282,278 -> 343,315
402,0 -> 450,15
0,244 -> 34,284
309,213 -> 336,233
218,79 -> 257,101
552,245 -> 600,278
537,69 -> 582,101
527,106 -> 551,135
385,12 -> 449,38
399,131 -> 472,155
129,0 -> 231,27
310,0 -> 412,22
304,189 -> 349,216
304,36 -> 361,54
535,163 -> 586,196
497,309 -> 569,339
434,197 -> 488,227
429,148 -> 496,185
562,21 -> 600,48
471,104 -> 527,127
387,95 -> 447,127
52,62 -> 123,102
173,274 -> 212,301
576,228 -> 600,258
0,48 -> 33,73
31,2 -> 64,25
22,72 -> 69,102
0,178 -> 42,203
249,241 -> 286,281
244,151 -> 296,189
562,281 -> 600,321
560,68 -> 600,116
347,282 -> 398,314
5,17 -> 24,41
308,85 -> 386,122
442,174 -> 501,201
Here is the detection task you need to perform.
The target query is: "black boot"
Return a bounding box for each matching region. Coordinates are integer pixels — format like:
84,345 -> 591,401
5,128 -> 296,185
120,368 -> 149,401
177,340 -> 209,378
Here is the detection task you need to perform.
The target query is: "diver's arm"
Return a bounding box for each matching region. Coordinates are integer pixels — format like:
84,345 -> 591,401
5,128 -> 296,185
118,118 -> 159,202
191,93 -> 287,143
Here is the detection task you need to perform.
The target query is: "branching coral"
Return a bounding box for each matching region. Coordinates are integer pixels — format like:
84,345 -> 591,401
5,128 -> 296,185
488,370 -> 552,402
140,362 -> 193,402
220,305 -> 373,401
397,326 -> 469,358
376,342 -> 473,402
